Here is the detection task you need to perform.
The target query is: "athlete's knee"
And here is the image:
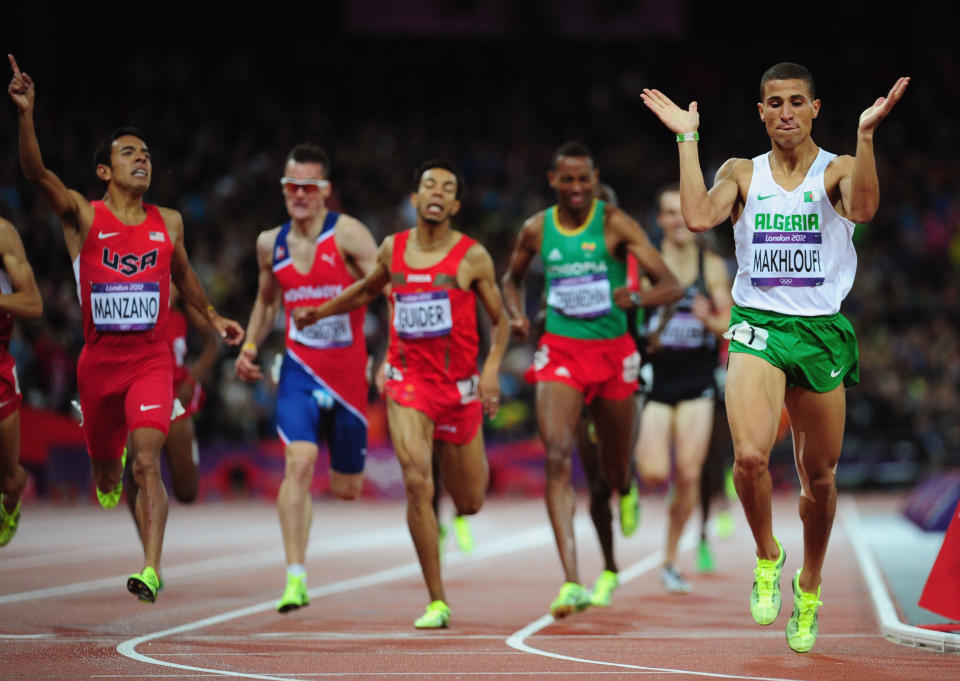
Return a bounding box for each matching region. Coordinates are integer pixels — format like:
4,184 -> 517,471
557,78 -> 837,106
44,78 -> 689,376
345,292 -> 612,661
330,475 -> 363,501
803,466 -> 836,498
733,443 -> 770,481
284,449 -> 317,484
673,463 -> 701,493
402,468 -> 433,504
130,449 -> 162,482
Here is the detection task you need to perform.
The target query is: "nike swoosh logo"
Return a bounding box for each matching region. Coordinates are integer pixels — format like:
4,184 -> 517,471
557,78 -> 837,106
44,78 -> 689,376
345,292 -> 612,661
830,368 -> 843,378
139,404 -> 161,411
98,231 -> 120,238
757,194 -> 776,201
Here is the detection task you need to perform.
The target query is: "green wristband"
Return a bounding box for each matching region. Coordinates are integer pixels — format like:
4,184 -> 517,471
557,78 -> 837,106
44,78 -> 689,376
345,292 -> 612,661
676,132 -> 700,142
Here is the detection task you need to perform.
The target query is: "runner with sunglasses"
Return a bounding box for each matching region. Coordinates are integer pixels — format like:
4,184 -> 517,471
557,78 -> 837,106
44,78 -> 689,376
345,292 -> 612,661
236,143 -> 378,613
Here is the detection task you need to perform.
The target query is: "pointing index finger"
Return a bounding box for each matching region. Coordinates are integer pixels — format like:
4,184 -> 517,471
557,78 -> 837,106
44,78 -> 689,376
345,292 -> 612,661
8,54 -> 20,76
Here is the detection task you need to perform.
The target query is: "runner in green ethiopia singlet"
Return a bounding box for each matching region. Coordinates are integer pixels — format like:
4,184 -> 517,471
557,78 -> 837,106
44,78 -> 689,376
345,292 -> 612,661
542,199 -> 627,340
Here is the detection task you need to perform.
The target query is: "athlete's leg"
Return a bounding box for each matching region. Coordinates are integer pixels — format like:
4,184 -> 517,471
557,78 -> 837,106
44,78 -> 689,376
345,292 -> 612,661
165,417 -> 199,504
128,426 -> 168,569
636,401 -> 673,488
783,385 -> 844,592
589,395 -> 635,495
0,411 -> 24,512
436,427 -> 488,518
536,381 -> 585,583
664,397 -> 714,566
277,441 -> 320,566
725,352 -> 786,561
577,416 -> 616,573
387,398 -> 444,602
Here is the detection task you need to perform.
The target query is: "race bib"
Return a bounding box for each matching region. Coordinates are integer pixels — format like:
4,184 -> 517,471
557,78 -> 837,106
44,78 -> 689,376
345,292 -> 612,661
547,274 -> 611,318
456,374 -> 480,404
90,282 -> 160,331
394,291 -> 452,339
290,314 -> 353,349
652,311 -> 709,350
750,232 -> 824,287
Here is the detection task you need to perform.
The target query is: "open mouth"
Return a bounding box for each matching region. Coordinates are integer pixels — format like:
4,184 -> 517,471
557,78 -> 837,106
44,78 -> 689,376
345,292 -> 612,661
132,169 -> 148,178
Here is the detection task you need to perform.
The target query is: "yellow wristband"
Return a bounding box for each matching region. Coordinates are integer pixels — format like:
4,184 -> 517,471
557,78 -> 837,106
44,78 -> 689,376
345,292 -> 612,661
205,304 -> 217,319
241,342 -> 257,354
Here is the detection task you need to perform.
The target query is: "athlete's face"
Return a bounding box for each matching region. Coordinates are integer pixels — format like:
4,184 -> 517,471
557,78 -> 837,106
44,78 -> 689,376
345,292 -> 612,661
411,168 -> 461,225
758,79 -> 820,149
548,156 -> 598,212
98,135 -> 151,192
282,160 -> 331,222
658,191 -> 692,247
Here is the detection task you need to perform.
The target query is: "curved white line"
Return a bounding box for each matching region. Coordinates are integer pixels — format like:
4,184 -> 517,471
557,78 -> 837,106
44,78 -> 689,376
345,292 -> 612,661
506,532 -> 813,681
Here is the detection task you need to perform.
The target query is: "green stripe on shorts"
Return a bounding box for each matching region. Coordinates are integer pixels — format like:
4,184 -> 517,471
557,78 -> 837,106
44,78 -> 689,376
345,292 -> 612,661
725,306 -> 859,392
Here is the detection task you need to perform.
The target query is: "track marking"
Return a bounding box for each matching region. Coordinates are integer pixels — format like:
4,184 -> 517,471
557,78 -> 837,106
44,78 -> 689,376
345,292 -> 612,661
506,531 -> 815,681
841,499 -> 960,653
116,523 -> 559,681
0,526 -> 407,605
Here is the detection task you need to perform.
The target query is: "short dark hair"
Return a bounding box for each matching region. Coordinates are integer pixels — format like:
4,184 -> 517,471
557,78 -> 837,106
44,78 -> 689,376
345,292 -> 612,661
760,62 -> 815,101
94,126 -> 148,171
551,141 -> 594,170
655,182 -> 680,211
286,144 -> 331,178
413,159 -> 464,199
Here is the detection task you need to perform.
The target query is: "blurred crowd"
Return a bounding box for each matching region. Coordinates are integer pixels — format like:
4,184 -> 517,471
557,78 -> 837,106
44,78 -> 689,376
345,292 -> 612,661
0,37 -> 957,476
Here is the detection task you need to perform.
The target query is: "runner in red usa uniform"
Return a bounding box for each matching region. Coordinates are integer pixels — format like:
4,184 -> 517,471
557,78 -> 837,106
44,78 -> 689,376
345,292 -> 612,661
293,160 -> 509,629
9,54 -> 244,602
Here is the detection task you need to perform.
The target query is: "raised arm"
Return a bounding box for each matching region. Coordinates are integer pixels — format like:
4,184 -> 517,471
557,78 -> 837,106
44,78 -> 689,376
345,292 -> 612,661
641,88 -> 743,231
608,208 -> 682,308
166,209 -> 244,345
839,76 -> 910,223
8,55 -> 91,246
500,214 -> 543,342
0,218 -> 42,320
467,244 -> 508,418
292,236 -> 393,330
235,230 -> 283,382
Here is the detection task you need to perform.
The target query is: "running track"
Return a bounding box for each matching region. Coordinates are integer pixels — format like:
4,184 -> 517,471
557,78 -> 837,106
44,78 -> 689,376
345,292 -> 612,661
0,495 -> 954,680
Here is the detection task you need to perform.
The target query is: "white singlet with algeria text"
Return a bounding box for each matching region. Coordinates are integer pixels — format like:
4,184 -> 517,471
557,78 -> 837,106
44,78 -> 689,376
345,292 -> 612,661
732,148 -> 856,316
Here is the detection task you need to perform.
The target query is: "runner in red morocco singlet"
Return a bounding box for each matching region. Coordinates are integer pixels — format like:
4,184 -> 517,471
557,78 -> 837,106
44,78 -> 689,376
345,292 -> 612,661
293,160 -> 509,629
9,54 -> 243,603
0,216 -> 43,549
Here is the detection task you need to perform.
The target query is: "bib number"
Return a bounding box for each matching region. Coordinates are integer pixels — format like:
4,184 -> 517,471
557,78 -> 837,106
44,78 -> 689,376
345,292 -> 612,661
547,274 -> 611,319
290,314 -> 354,349
90,282 -> 160,331
750,232 -> 824,287
394,291 -> 453,339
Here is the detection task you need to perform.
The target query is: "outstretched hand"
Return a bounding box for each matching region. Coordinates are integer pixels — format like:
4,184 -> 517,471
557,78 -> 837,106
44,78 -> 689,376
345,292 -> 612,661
859,77 -> 910,133
7,54 -> 34,113
641,88 -> 699,135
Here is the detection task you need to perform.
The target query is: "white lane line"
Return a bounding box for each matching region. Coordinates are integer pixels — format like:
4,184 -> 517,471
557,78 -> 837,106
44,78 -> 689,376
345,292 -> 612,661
0,527 -> 406,605
0,633 -> 59,639
116,524 -> 558,681
506,532 -> 814,681
841,499 -> 960,653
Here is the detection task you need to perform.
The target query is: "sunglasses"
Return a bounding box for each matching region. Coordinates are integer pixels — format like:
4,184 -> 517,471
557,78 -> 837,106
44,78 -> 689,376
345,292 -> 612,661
280,177 -> 330,194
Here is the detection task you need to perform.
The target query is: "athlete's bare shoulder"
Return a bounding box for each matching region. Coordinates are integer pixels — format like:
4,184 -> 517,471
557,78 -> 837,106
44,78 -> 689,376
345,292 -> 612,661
717,157 -> 754,185
254,225 -> 284,264
517,210 -> 546,250
0,218 -> 18,254
823,154 -> 855,186
156,205 -> 184,243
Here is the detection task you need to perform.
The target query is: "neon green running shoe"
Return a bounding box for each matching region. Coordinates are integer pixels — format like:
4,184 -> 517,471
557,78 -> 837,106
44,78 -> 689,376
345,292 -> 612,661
277,574 -> 309,613
127,566 -> 160,603
696,538 -> 716,573
550,582 -> 591,619
725,467 -> 737,500
750,537 -> 785,625
414,599 -> 451,629
589,570 -> 618,607
0,495 -> 21,547
786,570 -> 822,653
715,509 -> 735,539
96,447 -> 127,509
453,515 -> 474,554
620,479 -> 640,537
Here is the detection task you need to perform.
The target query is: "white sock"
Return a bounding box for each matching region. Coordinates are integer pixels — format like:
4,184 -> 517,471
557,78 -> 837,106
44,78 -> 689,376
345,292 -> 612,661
287,564 -> 306,579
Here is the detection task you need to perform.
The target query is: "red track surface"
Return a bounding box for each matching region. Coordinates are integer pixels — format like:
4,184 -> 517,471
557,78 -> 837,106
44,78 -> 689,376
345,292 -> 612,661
0,495 -> 954,680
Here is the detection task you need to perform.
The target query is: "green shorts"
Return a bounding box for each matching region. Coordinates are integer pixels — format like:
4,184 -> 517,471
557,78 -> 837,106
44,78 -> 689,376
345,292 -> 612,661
725,306 -> 859,393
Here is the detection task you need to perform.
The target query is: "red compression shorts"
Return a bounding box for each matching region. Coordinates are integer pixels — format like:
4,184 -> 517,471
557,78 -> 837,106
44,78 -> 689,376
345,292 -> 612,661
76,342 -> 174,461
529,332 -> 640,403
0,352 -> 22,421
384,365 -> 482,445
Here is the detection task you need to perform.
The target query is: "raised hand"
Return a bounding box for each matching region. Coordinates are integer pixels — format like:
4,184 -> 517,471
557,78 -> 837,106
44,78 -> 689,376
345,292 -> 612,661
7,54 -> 34,113
859,77 -> 910,133
641,88 -> 699,134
